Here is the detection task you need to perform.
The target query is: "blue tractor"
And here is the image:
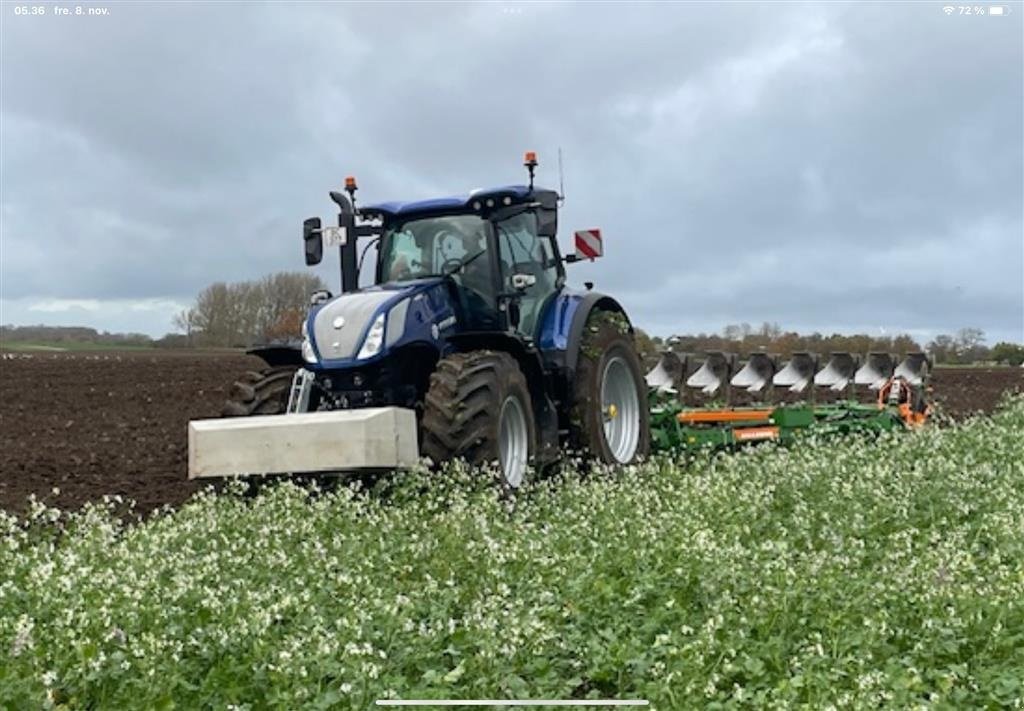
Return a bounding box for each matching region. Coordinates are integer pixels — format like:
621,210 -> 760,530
210,154 -> 650,487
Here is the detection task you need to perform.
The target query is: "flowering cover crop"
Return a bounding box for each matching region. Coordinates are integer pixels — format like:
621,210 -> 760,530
2,400 -> 1023,709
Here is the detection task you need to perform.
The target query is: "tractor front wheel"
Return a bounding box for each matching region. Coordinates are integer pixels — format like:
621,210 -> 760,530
570,311 -> 650,464
220,366 -> 297,417
420,351 -> 535,489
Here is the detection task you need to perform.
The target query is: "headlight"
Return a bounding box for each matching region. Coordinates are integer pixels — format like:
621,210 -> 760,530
302,337 -> 317,364
357,313 -> 386,359
301,319 -> 317,363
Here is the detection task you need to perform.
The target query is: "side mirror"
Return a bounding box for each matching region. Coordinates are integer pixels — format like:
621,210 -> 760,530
537,207 -> 558,238
303,217 -> 323,266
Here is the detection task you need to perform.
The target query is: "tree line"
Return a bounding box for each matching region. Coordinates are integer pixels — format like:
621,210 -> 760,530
4,283 -> 1021,364
634,322 -> 1024,366
0,272 -> 325,351
0,325 -> 152,349
172,272 -> 327,348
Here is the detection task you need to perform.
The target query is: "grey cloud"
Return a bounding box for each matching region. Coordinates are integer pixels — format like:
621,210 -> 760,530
1,2 -> 1020,342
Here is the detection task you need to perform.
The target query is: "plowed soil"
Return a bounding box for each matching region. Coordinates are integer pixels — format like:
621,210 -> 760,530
1,352 -> 1021,515
1,351 -> 262,516
931,367 -> 1024,420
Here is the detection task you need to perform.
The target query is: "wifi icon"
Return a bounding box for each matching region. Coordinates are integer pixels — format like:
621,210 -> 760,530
943,5 -> 955,13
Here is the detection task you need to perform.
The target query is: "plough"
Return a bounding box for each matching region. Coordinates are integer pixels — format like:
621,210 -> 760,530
646,349 -> 931,453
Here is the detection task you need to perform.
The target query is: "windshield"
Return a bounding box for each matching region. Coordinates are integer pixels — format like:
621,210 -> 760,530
379,214 -> 489,283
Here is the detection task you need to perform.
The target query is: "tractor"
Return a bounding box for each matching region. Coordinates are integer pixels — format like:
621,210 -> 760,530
189,153 -> 650,487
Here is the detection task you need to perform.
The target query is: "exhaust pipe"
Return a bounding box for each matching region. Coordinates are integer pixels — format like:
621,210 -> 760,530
814,352 -> 859,391
773,352 -> 817,393
855,352 -> 895,390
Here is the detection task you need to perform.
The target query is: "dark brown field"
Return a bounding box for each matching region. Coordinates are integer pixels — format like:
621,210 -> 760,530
0,351 -> 262,516
1,351 -> 1021,515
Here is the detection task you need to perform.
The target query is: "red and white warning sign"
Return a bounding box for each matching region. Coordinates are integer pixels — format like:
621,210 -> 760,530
574,229 -> 603,261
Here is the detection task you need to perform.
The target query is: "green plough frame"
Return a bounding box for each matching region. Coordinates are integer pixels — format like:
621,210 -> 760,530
649,395 -> 912,454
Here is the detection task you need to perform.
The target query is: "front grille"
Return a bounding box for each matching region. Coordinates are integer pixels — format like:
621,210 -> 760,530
313,366 -> 418,410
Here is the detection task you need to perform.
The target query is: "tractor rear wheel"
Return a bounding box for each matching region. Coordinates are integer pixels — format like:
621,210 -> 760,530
570,311 -> 650,464
420,351 -> 535,489
220,366 -> 297,417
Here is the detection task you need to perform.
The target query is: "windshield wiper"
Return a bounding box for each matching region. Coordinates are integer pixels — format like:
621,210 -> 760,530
416,250 -> 488,280
444,249 -> 487,276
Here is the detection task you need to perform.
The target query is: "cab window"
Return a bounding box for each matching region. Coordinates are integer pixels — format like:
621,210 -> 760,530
379,214 -> 500,329
382,230 -> 423,282
496,211 -> 559,337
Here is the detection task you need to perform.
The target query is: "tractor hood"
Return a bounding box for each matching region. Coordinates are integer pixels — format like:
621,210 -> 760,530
305,278 -> 449,366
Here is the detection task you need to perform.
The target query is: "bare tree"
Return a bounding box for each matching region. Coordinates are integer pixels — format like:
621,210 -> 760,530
927,334 -> 957,364
180,272 -> 327,347
956,327 -> 987,361
172,308 -> 197,347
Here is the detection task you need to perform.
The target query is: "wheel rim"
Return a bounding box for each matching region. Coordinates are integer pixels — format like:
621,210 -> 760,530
498,395 -> 529,487
600,355 -> 641,463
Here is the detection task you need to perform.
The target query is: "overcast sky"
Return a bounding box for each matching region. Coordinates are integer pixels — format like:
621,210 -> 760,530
2,1 -> 1022,344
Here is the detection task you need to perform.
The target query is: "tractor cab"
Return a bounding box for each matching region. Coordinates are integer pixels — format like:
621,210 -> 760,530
365,187 -> 563,338
304,157 -> 563,342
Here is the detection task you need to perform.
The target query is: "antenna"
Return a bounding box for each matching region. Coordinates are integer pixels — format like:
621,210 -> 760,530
558,147 -> 566,204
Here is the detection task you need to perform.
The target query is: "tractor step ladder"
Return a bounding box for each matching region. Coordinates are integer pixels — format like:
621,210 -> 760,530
286,368 -> 315,413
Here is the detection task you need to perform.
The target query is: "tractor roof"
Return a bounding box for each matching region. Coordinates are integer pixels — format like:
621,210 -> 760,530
363,185 -> 556,219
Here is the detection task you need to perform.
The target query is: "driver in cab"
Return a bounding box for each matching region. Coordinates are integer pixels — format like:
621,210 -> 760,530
450,227 -> 495,301
386,220 -> 497,301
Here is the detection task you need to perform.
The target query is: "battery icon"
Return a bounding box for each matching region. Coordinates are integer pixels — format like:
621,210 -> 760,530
989,5 -> 1005,14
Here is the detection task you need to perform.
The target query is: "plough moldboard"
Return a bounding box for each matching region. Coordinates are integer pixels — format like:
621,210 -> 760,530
645,349 -> 932,453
